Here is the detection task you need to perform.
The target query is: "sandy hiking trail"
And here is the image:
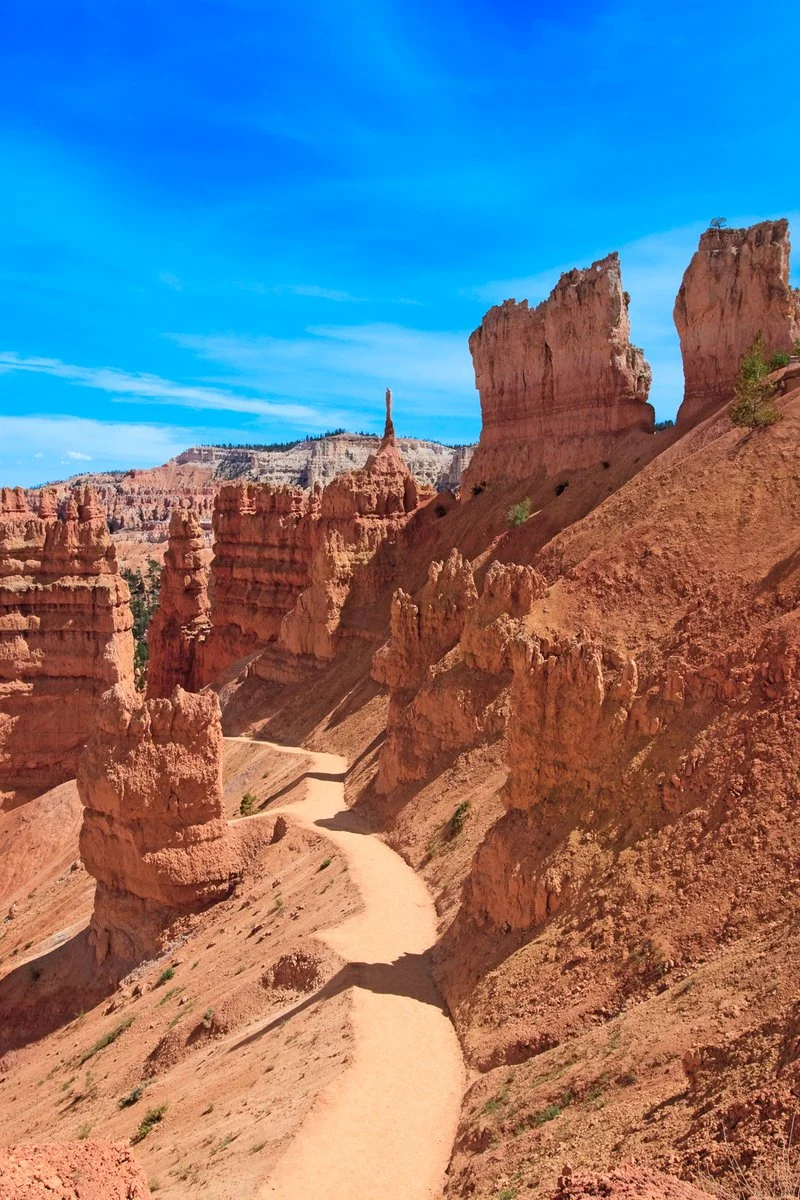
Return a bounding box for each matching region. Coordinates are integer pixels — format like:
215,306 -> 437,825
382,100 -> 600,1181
225,736 -> 464,1199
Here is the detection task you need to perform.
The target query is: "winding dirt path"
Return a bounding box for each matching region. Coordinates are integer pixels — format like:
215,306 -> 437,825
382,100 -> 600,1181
225,737 -> 464,1200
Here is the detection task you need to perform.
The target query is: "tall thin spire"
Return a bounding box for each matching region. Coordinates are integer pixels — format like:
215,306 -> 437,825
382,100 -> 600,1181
381,387 -> 396,447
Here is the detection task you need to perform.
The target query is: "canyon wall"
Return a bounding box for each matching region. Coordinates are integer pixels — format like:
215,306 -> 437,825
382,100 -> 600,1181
197,483 -> 315,684
675,219 -> 800,428
0,486 -> 134,805
463,253 -> 653,491
198,398 -> 426,685
146,508 -> 211,698
79,685 -> 240,965
373,557 -> 545,794
279,412 -> 421,665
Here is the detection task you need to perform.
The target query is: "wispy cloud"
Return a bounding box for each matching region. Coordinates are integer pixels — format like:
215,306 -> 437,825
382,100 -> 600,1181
0,352 -> 329,426
158,271 -> 183,291
0,415 -> 196,485
171,322 -> 475,420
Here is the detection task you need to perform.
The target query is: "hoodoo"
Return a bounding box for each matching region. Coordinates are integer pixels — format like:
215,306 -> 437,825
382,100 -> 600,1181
0,486 -> 134,805
675,218 -> 800,428
463,252 -> 653,491
78,685 -> 240,966
146,508 -> 210,697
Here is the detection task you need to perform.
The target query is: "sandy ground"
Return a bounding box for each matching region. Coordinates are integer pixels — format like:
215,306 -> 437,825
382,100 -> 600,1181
223,738 -> 465,1200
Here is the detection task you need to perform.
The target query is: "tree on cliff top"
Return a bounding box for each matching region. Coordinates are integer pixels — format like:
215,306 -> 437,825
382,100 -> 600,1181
729,332 -> 781,429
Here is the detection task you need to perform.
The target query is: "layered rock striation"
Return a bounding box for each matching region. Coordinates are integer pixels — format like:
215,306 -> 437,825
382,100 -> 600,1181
463,253 -> 653,490
197,483 -> 315,684
79,685 -> 240,964
675,219 -> 800,428
146,508 -> 211,697
0,487 -> 133,804
280,396 -> 421,665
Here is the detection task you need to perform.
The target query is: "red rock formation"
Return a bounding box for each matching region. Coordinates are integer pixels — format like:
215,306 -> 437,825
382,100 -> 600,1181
675,219 -> 800,428
373,549 -> 478,714
0,1141 -> 151,1199
280,400 -> 420,665
463,253 -> 653,491
78,686 -> 240,965
146,508 -> 210,697
0,487 -> 134,805
374,560 -> 542,794
197,483 -> 315,684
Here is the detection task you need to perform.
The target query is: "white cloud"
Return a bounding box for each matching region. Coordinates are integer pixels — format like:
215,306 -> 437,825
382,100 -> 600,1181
0,352 -> 328,426
171,322 -> 476,419
0,415 -> 190,473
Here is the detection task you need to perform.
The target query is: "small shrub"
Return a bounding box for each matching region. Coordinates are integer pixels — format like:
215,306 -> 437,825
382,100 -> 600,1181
318,857 -> 332,871
77,1122 -> 93,1140
155,967 -> 175,987
239,792 -> 257,817
709,216 -> 727,229
450,801 -> 470,837
119,1085 -> 143,1109
132,1103 -> 168,1144
79,1016 -> 135,1065
157,986 -> 181,1007
202,1008 -> 215,1028
730,332 -> 781,428
506,498 -> 531,527
770,351 -> 790,370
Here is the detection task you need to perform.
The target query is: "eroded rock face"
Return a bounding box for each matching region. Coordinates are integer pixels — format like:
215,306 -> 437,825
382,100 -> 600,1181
675,219 -> 800,428
146,508 -> 210,697
374,560 -> 542,794
551,1166 -> 713,1200
280,432 -> 420,664
463,253 -> 653,490
78,686 -> 239,965
0,487 -> 134,805
198,483 -> 315,684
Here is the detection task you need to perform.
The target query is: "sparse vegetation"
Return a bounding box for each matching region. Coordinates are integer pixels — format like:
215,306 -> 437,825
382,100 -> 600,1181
119,1085 -> 144,1108
132,1103 -> 168,1144
318,857 -> 332,871
770,351 -> 790,370
79,1016 -> 135,1064
157,985 -> 182,1007
450,801 -> 470,837
76,1122 -> 93,1140
122,560 -> 161,691
654,418 -> 675,431
730,332 -> 781,428
709,216 -> 727,229
155,966 -> 175,987
506,498 -> 531,527
202,1008 -> 215,1027
239,792 -> 257,816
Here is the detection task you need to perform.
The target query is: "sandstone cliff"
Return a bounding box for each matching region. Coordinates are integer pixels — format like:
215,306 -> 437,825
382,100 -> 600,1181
78,685 -> 239,965
0,486 -> 134,805
146,508 -> 211,697
197,483 -> 315,684
373,558 -> 545,794
280,405 -> 422,665
675,218 -> 800,428
463,253 -> 653,491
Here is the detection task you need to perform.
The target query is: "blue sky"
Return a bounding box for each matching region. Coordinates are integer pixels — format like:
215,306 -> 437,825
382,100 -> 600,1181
1,0 -> 798,486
